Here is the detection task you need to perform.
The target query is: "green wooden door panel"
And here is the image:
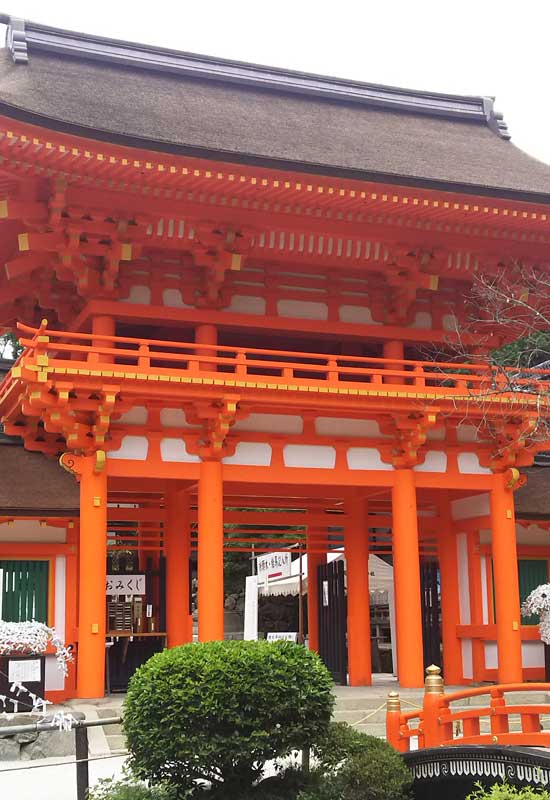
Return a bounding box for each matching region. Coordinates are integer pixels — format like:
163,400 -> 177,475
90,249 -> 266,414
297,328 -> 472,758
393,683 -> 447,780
0,560 -> 49,623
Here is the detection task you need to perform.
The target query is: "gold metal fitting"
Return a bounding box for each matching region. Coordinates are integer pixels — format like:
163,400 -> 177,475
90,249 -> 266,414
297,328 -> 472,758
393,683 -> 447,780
424,664 -> 445,695
387,691 -> 401,711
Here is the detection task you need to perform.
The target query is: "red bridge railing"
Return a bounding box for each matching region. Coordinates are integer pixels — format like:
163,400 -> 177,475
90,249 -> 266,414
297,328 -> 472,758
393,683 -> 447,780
386,666 -> 550,751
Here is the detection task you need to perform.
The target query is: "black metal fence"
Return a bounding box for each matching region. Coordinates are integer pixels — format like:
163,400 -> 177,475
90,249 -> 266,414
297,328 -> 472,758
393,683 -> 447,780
0,715 -> 122,800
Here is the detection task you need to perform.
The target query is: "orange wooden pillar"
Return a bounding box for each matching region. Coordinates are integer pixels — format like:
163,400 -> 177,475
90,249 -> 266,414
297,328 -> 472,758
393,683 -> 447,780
77,458 -> 107,698
165,487 -> 192,647
90,315 -> 115,364
392,469 -> 424,687
467,530 -> 485,681
306,527 -> 324,653
491,472 -> 522,683
437,495 -> 462,685
197,459 -> 224,641
345,497 -> 372,685
196,323 -> 217,371
383,340 -> 404,385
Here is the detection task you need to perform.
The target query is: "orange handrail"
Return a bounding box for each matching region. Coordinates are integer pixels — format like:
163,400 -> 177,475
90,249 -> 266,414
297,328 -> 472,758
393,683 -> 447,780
386,667 -> 550,751
5,321 -> 548,403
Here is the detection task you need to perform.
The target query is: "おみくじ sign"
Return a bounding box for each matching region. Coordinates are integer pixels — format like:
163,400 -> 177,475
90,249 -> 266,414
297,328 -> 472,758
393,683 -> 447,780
106,575 -> 146,595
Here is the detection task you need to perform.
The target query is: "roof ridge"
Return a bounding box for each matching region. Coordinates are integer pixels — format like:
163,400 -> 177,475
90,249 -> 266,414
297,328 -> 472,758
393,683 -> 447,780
1,15 -> 510,138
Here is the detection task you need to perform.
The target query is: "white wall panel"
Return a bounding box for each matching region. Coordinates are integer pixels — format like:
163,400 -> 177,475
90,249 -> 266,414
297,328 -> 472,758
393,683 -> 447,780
223,443 -> 272,466
108,436 -> 149,460
283,444 -> 336,469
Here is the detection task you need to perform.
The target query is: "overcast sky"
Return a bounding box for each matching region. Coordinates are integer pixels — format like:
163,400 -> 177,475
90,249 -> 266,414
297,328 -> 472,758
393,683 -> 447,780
3,0 -> 550,166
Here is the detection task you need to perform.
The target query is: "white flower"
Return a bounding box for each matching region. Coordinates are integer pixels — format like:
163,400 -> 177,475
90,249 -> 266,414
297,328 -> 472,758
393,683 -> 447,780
521,583 -> 550,645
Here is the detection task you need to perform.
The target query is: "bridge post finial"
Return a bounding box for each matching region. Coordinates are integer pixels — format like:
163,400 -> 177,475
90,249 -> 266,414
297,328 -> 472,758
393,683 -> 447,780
423,665 -> 445,748
424,664 -> 444,695
386,691 -> 404,751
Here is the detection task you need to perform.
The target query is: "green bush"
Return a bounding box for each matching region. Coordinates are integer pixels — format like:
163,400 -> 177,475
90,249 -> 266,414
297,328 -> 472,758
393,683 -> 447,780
88,776 -> 180,800
298,722 -> 412,800
467,782 -> 550,799
123,640 -> 334,797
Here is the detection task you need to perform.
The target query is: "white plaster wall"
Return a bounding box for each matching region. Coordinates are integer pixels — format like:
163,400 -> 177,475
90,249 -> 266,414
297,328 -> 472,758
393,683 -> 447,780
45,654 -> 65,691
485,642 -> 498,670
516,523 -> 550,546
338,305 -> 380,325
108,436 -> 149,460
227,295 -> 266,315
457,533 -> 471,624
523,641 -> 544,668
315,417 -> 383,438
414,451 -> 447,473
443,314 -> 458,332
412,311 -> 432,329
222,443 -> 272,466
462,639 -> 473,680
456,425 -> 478,443
233,413 -> 303,434
0,520 -> 66,543
347,448 -> 393,471
160,439 -> 200,462
277,299 -> 328,320
283,444 -> 336,469
117,406 -> 148,425
458,453 -> 492,475
162,288 -> 192,308
44,556 -> 67,692
451,494 -> 490,521
54,556 -> 66,641
484,641 -> 545,670
160,408 -> 199,428
121,285 -> 151,304
480,555 -> 489,624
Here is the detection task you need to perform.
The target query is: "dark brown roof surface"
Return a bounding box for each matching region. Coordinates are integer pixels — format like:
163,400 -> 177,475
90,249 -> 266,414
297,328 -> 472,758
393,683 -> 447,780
515,468 -> 550,518
0,18 -> 549,200
0,442 -> 79,515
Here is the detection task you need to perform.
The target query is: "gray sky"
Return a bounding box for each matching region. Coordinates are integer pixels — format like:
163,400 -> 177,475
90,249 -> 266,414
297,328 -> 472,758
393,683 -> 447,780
3,0 -> 550,165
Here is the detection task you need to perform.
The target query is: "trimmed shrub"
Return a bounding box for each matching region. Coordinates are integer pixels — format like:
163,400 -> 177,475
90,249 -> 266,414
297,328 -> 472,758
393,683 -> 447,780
298,722 -> 412,800
467,783 -> 550,799
123,640 -> 334,796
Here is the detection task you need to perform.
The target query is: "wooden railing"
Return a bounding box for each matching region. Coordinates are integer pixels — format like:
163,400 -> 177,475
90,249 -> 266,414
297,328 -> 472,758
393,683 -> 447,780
7,321 -> 548,400
386,666 -> 550,751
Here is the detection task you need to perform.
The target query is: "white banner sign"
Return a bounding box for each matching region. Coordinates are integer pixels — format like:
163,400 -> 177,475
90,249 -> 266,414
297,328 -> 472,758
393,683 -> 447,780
106,575 -> 146,595
257,552 -> 291,580
267,632 -> 298,642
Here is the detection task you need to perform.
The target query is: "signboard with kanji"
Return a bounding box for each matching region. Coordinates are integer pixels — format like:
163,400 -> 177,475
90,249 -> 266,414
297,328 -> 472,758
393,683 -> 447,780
256,552 -> 292,580
106,575 -> 146,595
266,632 -> 298,642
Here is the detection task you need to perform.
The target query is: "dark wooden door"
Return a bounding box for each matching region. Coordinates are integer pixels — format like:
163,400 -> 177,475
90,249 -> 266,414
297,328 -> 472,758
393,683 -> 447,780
421,560 -> 441,671
317,560 -> 347,685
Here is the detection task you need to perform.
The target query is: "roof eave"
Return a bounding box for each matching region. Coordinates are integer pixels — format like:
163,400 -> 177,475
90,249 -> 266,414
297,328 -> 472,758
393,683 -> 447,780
3,15 -> 510,137
0,101 -> 545,205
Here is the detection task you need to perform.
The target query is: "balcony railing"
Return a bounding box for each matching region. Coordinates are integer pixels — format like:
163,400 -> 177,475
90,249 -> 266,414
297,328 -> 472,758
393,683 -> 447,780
2,321 -> 547,406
